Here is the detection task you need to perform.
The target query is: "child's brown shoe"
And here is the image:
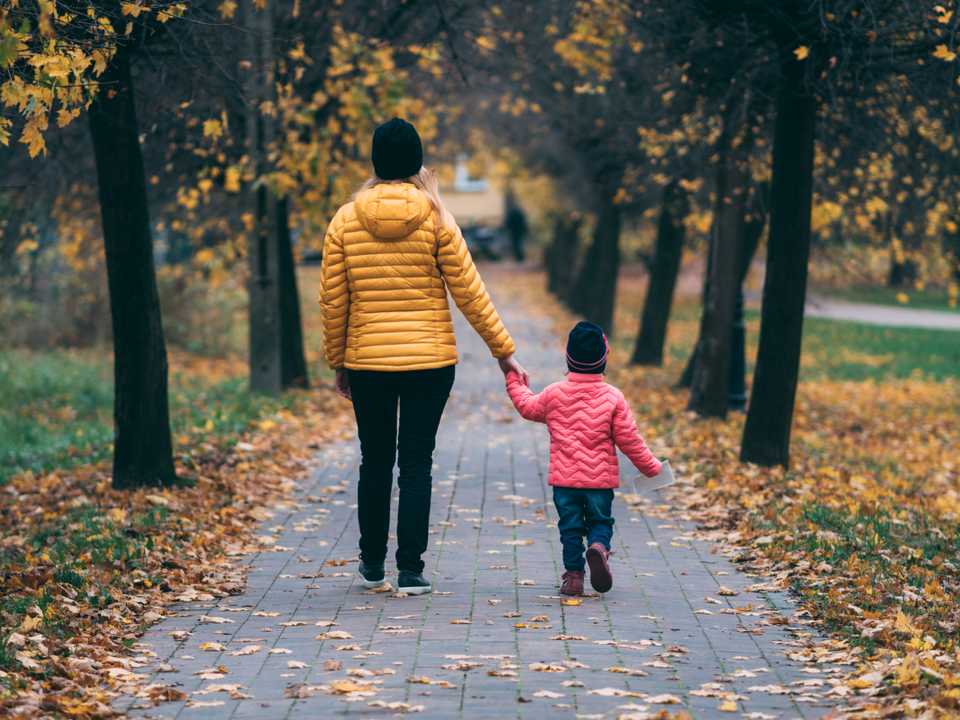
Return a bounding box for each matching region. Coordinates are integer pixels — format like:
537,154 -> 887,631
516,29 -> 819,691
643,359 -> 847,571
586,543 -> 613,593
560,570 -> 584,596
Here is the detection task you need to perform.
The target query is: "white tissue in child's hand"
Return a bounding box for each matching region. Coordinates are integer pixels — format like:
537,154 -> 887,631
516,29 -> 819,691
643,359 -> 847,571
648,461 -> 676,491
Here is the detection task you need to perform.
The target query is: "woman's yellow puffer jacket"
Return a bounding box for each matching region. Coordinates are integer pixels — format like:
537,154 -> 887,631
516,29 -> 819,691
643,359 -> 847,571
319,182 -> 516,371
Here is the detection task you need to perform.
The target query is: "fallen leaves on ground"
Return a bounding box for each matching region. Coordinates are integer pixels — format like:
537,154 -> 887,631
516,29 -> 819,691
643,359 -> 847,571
0,381 -> 351,718
513,267 -> 960,717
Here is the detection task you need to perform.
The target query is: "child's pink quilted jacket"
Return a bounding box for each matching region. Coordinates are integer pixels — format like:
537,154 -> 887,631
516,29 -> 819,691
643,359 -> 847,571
506,371 -> 662,489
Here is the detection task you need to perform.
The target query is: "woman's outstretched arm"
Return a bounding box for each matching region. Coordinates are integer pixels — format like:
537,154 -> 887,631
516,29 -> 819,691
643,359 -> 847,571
437,221 -> 516,359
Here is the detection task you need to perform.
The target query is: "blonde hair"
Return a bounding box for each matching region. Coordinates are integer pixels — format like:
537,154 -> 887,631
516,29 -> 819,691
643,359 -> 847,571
355,166 -> 455,230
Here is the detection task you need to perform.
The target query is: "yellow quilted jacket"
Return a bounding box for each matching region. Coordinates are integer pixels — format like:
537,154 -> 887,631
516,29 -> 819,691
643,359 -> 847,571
319,182 -> 516,371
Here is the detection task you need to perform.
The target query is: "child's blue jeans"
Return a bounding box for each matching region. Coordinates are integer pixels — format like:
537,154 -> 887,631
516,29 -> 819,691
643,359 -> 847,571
553,487 -> 615,572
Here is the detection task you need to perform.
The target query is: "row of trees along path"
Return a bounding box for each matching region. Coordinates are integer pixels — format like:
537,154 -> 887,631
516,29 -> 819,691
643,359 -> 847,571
4,0 -> 960,487
529,0 -> 958,468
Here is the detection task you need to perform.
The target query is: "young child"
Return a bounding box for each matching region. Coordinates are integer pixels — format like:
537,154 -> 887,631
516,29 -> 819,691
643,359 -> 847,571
505,321 -> 663,596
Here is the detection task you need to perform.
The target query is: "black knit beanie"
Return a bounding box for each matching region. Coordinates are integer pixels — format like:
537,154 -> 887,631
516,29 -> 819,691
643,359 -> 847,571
371,118 -> 423,180
566,321 -> 608,374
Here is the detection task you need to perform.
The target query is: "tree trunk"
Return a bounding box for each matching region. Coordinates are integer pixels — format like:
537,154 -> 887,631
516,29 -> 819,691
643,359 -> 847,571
887,254 -> 918,288
277,196 -> 309,388
631,181 -> 686,365
569,200 -> 621,334
545,215 -> 562,294
546,213 -> 582,299
88,44 -> 177,489
689,111 -> 750,418
245,0 -> 283,394
728,182 -> 769,410
544,218 -> 556,292
0,197 -> 23,278
678,143 -> 725,389
738,183 -> 768,286
740,53 -> 817,467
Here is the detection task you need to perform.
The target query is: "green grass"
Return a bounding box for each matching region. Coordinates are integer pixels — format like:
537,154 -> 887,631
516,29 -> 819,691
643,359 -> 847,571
0,349 -> 322,484
0,504 -> 177,671
817,284 -> 958,312
656,303 -> 960,382
796,316 -> 960,381
779,501 -> 960,648
0,351 -> 114,482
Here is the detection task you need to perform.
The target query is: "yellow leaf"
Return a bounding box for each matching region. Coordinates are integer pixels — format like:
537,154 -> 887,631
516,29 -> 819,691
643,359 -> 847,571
21,122 -> 46,158
15,239 -> 39,255
120,2 -> 144,17
475,35 -> 496,52
218,0 -> 237,19
794,45 -> 810,61
896,654 -> 921,687
57,107 -> 80,128
203,119 -> 223,140
718,700 -> 738,712
224,166 -> 242,193
933,44 -> 957,62
19,615 -> 42,632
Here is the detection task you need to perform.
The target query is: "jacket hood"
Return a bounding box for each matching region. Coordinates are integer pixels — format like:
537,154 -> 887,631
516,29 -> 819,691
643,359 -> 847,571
353,182 -> 434,239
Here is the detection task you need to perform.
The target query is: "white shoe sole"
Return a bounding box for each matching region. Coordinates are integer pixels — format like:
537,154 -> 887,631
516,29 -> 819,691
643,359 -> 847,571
397,584 -> 432,595
358,573 -> 386,589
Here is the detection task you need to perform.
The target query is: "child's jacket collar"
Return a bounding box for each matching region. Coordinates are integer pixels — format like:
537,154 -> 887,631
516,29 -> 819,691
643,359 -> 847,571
566,372 -> 604,383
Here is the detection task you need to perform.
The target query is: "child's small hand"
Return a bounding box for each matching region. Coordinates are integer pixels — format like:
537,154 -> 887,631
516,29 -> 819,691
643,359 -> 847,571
499,354 -> 530,385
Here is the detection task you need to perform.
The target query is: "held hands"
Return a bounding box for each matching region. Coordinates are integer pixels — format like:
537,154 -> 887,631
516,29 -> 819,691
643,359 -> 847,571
498,354 -> 530,386
334,368 -> 351,400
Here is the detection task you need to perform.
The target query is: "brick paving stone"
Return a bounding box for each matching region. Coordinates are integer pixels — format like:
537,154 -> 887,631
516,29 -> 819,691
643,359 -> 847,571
116,271 -> 841,719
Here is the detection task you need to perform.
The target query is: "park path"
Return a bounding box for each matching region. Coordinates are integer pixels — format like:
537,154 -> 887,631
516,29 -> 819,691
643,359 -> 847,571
116,271 -> 847,719
804,295 -> 960,330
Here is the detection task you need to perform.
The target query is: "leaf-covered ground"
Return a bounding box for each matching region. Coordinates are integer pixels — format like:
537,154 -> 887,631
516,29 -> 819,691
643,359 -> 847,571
0,268 -> 354,717
2,264 -> 957,718
514,266 -> 959,718
0,376 -> 352,717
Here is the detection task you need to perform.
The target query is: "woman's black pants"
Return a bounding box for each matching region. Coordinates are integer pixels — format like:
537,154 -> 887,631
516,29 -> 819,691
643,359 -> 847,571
347,365 -> 455,574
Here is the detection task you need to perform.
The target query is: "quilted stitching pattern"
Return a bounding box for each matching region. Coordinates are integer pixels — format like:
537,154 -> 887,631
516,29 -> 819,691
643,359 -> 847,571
319,183 -> 516,371
506,372 -> 662,489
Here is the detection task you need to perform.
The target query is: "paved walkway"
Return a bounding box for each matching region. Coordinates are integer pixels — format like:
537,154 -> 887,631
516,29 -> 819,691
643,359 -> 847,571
805,295 -> 960,331
117,274 -> 845,719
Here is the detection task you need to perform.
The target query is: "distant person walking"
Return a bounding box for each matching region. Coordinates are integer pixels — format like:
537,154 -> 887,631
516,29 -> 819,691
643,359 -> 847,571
319,118 -> 528,595
504,188 -> 529,263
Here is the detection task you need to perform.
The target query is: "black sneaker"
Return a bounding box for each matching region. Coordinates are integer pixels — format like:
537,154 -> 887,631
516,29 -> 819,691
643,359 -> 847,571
358,560 -> 386,589
397,571 -> 432,595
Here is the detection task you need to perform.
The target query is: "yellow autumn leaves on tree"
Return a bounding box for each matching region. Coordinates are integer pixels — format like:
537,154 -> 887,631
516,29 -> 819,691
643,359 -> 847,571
0,0 -> 194,157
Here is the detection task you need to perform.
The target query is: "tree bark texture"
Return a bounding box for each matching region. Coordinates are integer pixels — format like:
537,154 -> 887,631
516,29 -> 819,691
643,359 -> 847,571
631,181 -> 687,366
740,53 -> 817,467
88,43 -> 177,489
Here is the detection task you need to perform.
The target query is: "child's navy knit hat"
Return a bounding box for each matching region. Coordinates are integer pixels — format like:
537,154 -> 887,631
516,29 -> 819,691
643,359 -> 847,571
566,321 -> 608,374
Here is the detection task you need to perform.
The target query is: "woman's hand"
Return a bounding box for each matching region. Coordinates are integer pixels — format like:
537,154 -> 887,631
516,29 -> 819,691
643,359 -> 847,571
335,368 -> 352,400
498,354 -> 529,386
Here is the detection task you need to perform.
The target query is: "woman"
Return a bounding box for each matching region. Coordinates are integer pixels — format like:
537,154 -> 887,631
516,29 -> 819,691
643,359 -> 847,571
319,118 -> 528,595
